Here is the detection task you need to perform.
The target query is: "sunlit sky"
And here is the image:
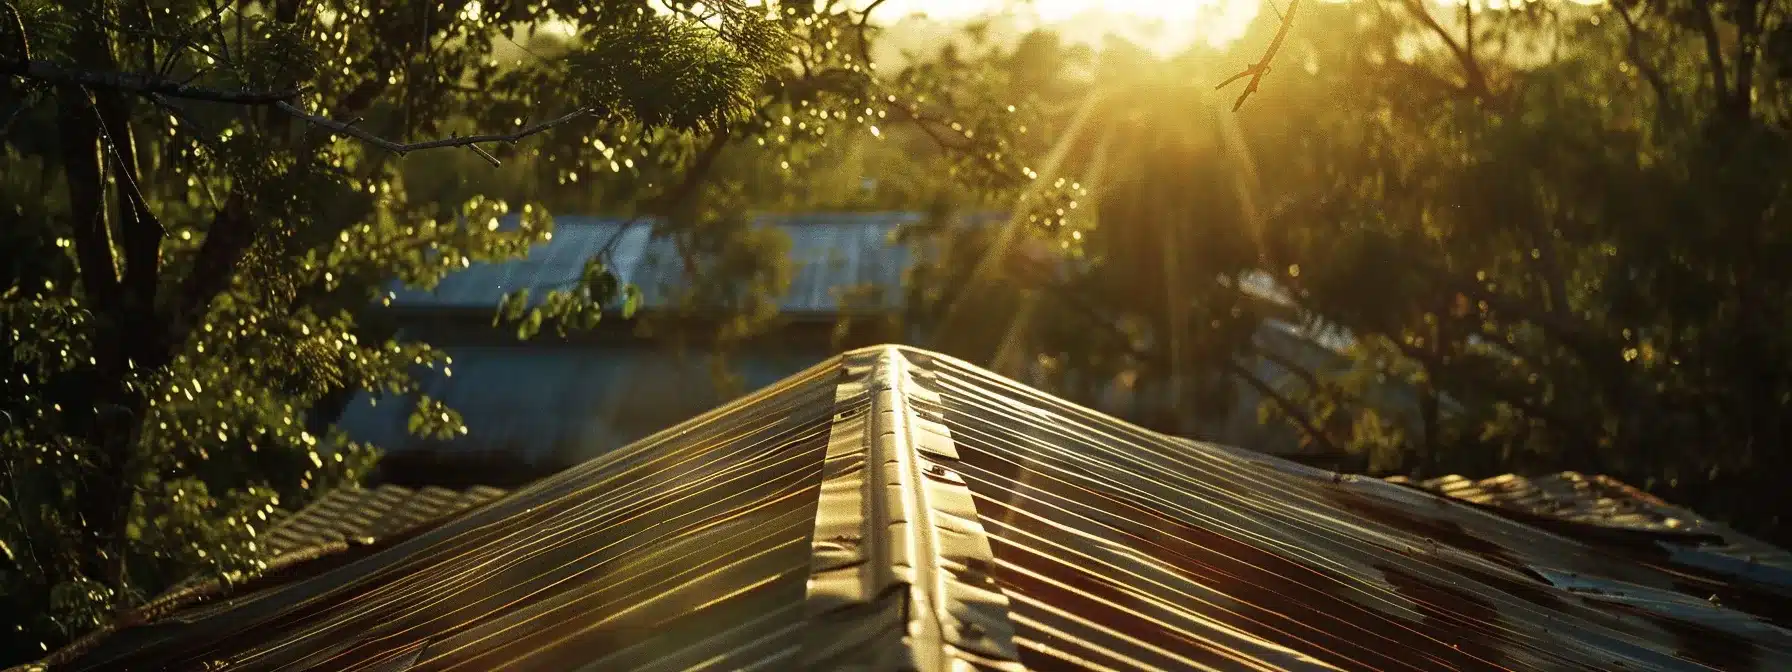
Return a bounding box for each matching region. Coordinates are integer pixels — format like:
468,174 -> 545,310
866,0 -> 1608,52
873,0 -> 1262,49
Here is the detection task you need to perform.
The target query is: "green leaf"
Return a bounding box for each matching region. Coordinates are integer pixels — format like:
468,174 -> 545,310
621,285 -> 643,318
517,309 -> 544,341
495,290 -> 531,325
576,258 -> 616,300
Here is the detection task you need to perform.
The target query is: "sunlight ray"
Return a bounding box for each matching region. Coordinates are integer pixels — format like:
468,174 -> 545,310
932,88 -> 1104,348
1216,100 -> 1266,266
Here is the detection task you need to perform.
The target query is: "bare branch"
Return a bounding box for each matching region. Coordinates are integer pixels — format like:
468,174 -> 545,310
465,144 -> 500,167
272,102 -> 598,163
56,86 -> 123,312
4,59 -> 304,103
1463,0 -> 1475,75
144,93 -> 223,156
1217,0 -> 1302,111
158,0 -> 239,77
579,128 -> 735,277
1398,0 -> 1489,97
1730,0 -> 1762,118
3,0 -> 30,62
1609,1 -> 1679,120
89,93 -> 165,258
174,190 -> 251,334
852,0 -> 890,69
1688,0 -> 1730,104
1388,335 -> 1603,453
1227,357 -> 1343,455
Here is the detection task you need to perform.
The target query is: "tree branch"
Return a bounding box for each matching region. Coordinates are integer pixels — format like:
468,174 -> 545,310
854,0 -> 889,67
3,0 -> 30,62
1217,0 -> 1302,111
1414,262 -> 1616,367
1609,1 -> 1679,122
1244,336 -> 1325,389
158,0 -> 239,77
273,102 -> 596,165
1462,0 -> 1475,80
1399,0 -> 1488,97
56,88 -> 122,312
589,128 -> 735,269
1388,335 -> 1603,455
1226,357 -> 1342,454
88,90 -> 165,318
1731,0 -> 1761,119
5,59 -> 304,103
173,190 -> 250,337
1689,0 -> 1730,103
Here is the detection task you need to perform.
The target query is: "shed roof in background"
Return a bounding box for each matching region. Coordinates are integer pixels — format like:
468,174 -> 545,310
389,213 -> 921,314
334,346 -> 827,469
39,346 -> 1792,672
260,484 -> 507,556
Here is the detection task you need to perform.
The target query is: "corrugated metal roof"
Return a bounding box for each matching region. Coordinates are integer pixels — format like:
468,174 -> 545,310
31,346 -> 1792,671
261,485 -> 507,556
44,354 -> 848,672
390,213 -> 917,314
899,349 -> 1792,671
1400,472 -> 1792,588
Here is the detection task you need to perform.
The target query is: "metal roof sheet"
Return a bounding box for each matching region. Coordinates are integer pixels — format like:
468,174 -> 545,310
260,485 -> 507,556
1400,472 -> 1792,587
389,213 -> 917,314
29,346 -> 1792,672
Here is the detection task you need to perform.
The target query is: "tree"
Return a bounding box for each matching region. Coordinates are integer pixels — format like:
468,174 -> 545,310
900,0 -> 1792,546
0,0 -> 796,660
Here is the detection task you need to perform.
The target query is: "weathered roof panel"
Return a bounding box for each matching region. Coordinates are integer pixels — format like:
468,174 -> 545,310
260,484 -> 507,555
1402,472 -> 1792,592
31,346 -> 1792,672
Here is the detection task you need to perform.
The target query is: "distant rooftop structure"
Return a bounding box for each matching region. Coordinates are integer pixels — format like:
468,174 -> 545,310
343,211 -> 1361,471
260,484 -> 507,556
388,213 -> 929,315
40,346 -> 1792,671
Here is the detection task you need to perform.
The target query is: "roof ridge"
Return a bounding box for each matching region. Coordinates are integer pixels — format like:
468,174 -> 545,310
801,346 -> 1023,670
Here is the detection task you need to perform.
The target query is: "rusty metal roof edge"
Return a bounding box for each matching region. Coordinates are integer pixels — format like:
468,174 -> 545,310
801,346 -> 1024,671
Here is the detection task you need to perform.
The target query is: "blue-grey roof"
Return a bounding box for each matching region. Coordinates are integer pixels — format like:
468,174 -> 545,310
390,213 -> 920,314
335,346 -> 828,466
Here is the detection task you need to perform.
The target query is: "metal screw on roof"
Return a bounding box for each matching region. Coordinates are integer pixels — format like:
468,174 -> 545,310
959,621 -> 985,640
956,557 -> 993,584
